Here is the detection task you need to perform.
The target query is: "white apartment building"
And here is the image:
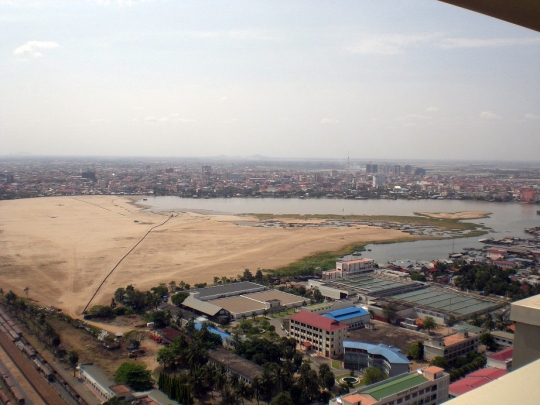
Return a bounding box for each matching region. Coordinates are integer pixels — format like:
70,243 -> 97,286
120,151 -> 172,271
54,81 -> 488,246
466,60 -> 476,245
322,257 -> 375,280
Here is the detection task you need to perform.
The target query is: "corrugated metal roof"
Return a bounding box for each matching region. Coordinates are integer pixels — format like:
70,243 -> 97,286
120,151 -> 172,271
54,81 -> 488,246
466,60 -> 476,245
343,341 -> 410,364
290,310 -> 348,331
323,306 -> 369,321
182,296 -> 222,316
192,282 -> 265,299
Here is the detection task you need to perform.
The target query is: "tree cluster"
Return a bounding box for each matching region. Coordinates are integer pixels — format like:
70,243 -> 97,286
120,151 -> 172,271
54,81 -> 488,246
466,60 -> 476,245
407,341 -> 424,360
114,362 -> 153,391
449,352 -> 486,381
455,264 -> 540,300
158,373 -> 194,404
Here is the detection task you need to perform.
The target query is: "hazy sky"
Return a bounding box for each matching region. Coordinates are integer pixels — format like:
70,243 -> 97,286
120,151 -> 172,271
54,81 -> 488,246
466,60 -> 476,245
1,1 -> 539,161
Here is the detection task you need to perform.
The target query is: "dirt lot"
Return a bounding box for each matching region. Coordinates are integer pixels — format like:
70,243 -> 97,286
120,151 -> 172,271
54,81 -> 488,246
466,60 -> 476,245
347,321 -> 426,354
0,196 -> 412,316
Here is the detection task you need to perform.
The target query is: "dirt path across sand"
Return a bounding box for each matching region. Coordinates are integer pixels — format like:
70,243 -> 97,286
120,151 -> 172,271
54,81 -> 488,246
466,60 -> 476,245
0,196 -> 413,316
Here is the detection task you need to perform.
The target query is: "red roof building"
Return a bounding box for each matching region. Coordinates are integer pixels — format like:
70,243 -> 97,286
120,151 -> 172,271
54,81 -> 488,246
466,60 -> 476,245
487,347 -> 513,371
449,368 -> 508,397
289,310 -> 348,358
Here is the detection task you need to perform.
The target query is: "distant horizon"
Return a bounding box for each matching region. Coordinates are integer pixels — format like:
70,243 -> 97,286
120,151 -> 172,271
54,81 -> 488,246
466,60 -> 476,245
2,1 -> 539,160
2,153 -> 540,167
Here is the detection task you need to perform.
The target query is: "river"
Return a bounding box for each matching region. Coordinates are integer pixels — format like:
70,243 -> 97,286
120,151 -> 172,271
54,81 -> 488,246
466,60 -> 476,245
141,197 -> 540,263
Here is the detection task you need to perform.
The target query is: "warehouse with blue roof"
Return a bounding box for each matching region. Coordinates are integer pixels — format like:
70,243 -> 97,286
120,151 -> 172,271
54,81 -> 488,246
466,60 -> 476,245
323,306 -> 371,330
343,341 -> 410,377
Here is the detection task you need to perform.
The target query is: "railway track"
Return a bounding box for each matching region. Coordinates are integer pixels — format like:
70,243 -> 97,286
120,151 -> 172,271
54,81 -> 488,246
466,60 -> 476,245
0,333 -> 64,404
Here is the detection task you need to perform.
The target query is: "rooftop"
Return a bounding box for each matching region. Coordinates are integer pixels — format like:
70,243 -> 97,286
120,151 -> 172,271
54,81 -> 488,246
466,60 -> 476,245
290,310 -> 348,331
488,347 -> 513,362
182,296 -> 222,316
323,306 -> 369,322
343,341 -> 410,365
445,358 -> 540,404
208,348 -> 263,381
360,373 -> 428,400
245,289 -> 305,306
443,332 -> 476,346
448,368 -> 507,397
211,295 -> 267,314
78,363 -> 115,392
192,282 -> 265,299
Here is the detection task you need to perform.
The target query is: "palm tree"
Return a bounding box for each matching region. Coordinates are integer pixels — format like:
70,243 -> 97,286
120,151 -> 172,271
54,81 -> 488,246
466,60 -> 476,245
220,383 -> 238,405
251,376 -> 262,405
68,351 -> 79,376
235,381 -> 253,405
260,365 -> 277,403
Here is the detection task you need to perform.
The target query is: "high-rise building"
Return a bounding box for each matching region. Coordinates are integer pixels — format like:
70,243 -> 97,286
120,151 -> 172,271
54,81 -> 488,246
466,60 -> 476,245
373,173 -> 385,187
392,165 -> 401,175
366,163 -> 378,174
202,165 -> 212,175
404,165 -> 413,175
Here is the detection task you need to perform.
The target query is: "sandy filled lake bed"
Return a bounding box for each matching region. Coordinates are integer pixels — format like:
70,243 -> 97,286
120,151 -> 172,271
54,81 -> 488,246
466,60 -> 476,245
0,196 -> 412,316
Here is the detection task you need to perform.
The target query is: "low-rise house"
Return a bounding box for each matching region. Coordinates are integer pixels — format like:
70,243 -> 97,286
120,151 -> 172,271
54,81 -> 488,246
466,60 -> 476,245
486,347 -> 513,371
491,330 -> 514,348
207,348 -> 263,384
78,363 -> 132,402
448,368 -> 508,398
424,331 -> 479,362
342,341 -> 410,377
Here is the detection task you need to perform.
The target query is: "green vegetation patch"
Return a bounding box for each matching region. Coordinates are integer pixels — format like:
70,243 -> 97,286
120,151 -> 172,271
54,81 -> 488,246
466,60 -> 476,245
362,374 -> 428,400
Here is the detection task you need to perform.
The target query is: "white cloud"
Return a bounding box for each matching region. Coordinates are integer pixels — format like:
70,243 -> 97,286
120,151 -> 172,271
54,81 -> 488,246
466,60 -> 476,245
320,118 -> 340,124
13,41 -> 59,58
345,33 -> 540,55
220,96 -> 227,101
90,118 -> 107,123
426,107 -> 439,112
406,114 -> 430,120
346,33 -> 442,55
185,30 -> 280,41
524,113 -> 540,121
440,37 -> 540,49
480,111 -> 501,120
96,0 -> 157,6
221,119 -> 239,124
144,116 -> 158,122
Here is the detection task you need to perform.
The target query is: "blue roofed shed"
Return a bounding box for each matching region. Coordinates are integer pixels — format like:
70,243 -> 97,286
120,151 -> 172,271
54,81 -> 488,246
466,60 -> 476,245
323,306 -> 370,330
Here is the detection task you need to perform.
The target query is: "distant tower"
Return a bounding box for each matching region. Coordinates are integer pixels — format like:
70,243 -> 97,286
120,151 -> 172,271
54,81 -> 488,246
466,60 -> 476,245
81,168 -> 96,181
202,165 -> 212,175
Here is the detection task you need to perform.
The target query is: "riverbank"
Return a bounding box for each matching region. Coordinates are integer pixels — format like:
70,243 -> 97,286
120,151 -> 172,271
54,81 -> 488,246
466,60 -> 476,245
1,196 -> 423,315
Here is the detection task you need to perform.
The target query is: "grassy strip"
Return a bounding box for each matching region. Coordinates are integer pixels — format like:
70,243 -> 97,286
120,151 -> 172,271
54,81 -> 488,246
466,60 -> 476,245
331,359 -> 342,369
259,214 -> 489,278
249,213 -> 489,232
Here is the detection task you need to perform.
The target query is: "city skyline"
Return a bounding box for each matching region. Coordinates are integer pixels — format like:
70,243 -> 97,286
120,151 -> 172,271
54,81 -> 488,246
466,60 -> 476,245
1,0 -> 540,161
